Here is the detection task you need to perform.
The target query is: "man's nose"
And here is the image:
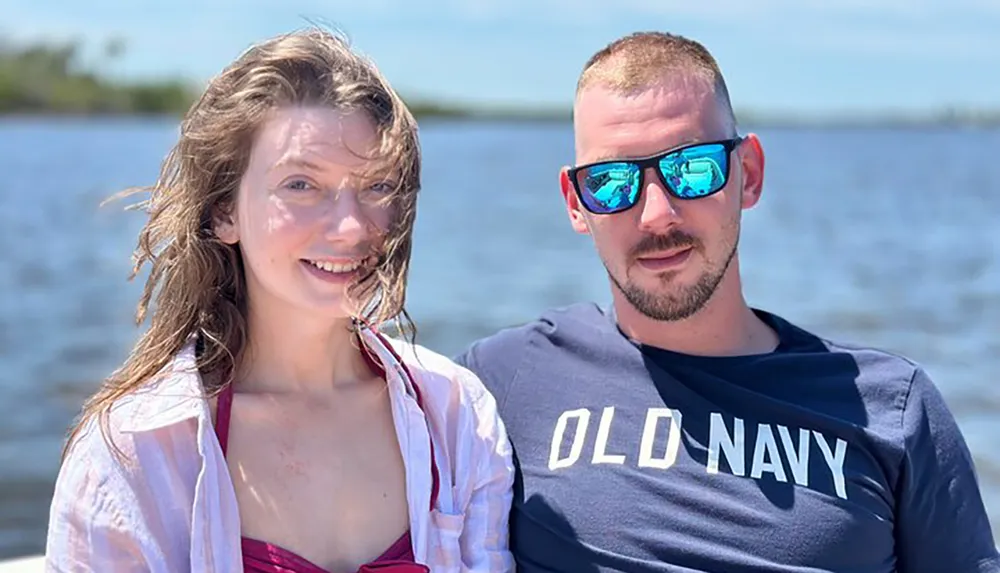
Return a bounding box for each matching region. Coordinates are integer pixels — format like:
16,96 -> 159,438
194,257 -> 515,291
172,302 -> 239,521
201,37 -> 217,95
637,167 -> 682,232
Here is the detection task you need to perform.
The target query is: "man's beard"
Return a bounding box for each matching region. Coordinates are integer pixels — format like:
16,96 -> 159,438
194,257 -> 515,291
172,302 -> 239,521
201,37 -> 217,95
606,228 -> 738,322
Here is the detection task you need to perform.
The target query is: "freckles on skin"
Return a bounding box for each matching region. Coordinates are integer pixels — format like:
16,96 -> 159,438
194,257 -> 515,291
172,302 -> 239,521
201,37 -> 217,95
276,442 -> 307,478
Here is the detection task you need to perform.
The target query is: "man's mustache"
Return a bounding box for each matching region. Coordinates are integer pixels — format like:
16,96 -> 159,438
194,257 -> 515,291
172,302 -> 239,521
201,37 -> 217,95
629,230 -> 700,259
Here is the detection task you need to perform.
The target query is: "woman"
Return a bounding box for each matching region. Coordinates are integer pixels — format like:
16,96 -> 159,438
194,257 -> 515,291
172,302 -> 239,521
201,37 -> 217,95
44,28 -> 514,573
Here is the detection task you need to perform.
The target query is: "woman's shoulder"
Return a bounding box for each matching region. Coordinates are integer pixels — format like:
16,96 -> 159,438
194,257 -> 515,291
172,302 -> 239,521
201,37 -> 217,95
48,361 -> 210,570
382,336 -> 500,417
381,335 -> 514,481
61,344 -> 210,482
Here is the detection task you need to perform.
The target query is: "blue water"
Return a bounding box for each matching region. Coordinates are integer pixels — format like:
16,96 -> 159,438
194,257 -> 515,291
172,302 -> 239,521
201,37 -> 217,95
0,117 -> 997,558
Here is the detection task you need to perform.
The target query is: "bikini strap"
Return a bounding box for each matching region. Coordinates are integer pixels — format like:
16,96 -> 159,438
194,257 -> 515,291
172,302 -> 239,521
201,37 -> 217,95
360,330 -> 441,513
406,365 -> 441,513
213,336 -> 439,512
214,382 -> 234,457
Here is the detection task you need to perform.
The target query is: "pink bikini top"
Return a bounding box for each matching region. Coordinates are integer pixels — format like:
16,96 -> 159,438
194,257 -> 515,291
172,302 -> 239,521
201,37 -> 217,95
214,332 -> 437,573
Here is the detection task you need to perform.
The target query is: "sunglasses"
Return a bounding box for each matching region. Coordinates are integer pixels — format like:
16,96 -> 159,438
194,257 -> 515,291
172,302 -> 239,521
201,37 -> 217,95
567,137 -> 745,215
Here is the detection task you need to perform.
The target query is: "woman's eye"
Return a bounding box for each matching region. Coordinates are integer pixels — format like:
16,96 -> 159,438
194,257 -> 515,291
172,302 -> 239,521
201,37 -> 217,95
285,179 -> 315,192
369,181 -> 395,194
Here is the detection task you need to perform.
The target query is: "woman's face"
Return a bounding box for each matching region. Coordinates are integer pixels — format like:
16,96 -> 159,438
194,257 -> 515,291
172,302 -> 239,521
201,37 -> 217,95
215,105 -> 396,321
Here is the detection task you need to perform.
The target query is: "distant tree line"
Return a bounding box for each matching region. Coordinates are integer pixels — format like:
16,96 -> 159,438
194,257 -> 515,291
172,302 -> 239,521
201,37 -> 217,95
0,38 -> 566,119
0,39 -> 996,126
0,39 -> 196,114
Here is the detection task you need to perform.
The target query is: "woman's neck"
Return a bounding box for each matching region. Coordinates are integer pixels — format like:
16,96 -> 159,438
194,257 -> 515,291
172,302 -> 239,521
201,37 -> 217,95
237,298 -> 375,396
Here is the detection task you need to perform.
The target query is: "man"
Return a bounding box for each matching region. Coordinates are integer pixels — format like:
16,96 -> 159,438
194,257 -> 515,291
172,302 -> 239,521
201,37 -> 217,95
454,31 -> 999,572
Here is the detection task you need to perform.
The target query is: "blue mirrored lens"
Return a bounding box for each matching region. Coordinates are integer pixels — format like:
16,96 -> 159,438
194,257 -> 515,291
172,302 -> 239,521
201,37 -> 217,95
659,143 -> 728,198
578,163 -> 640,213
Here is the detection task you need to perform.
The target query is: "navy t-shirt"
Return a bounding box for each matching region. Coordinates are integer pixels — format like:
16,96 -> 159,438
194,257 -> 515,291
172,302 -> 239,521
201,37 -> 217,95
454,303 -> 999,573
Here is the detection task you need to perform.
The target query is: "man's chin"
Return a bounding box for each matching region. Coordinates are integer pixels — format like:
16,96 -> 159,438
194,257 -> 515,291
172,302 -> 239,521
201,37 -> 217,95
628,268 -> 690,292
614,274 -> 717,322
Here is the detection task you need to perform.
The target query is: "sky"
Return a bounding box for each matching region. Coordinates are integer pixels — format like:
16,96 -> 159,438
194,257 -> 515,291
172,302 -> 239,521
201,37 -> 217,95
4,0 -> 999,116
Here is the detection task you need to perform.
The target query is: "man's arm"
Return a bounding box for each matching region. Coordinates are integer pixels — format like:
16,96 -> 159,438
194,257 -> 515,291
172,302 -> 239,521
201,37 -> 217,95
453,325 -> 529,416
895,367 -> 999,572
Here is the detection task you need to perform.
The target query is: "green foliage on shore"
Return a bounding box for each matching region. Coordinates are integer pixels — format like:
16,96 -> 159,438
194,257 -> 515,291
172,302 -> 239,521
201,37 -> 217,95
1,39 -> 998,127
0,38 -> 556,119
0,39 -> 195,115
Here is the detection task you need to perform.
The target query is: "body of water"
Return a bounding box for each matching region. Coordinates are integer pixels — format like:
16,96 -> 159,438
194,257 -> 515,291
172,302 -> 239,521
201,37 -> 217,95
0,117 -> 997,558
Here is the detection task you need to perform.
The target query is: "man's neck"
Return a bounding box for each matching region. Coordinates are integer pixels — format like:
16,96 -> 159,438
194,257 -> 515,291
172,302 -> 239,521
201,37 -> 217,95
612,273 -> 778,358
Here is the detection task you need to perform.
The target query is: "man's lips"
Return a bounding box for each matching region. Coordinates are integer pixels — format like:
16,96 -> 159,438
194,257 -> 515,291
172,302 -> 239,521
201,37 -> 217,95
635,246 -> 694,271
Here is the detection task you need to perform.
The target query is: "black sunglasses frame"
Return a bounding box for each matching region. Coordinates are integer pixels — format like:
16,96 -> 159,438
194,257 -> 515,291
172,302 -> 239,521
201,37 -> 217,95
567,136 -> 746,215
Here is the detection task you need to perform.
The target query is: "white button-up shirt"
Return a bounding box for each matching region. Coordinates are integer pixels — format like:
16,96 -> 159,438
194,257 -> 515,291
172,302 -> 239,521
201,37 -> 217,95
44,328 -> 515,572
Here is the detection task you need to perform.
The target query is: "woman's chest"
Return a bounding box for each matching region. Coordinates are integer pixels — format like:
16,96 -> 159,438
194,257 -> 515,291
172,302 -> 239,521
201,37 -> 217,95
224,394 -> 411,571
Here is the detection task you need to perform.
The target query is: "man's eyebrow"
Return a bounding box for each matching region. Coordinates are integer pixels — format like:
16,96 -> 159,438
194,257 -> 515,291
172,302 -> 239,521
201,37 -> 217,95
585,138 -> 709,163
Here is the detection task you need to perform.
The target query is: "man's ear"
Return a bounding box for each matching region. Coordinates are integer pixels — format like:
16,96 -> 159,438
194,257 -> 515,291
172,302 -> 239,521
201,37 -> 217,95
737,133 -> 765,210
559,167 -> 590,235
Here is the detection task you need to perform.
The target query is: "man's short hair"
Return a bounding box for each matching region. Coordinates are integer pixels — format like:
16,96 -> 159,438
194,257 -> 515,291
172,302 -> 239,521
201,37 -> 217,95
576,32 -> 736,126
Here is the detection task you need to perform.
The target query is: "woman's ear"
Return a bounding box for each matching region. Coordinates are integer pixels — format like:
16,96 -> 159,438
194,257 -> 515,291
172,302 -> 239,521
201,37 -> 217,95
212,207 -> 239,244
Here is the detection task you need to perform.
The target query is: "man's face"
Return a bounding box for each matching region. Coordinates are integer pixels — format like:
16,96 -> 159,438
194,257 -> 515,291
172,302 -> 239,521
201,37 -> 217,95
560,71 -> 765,322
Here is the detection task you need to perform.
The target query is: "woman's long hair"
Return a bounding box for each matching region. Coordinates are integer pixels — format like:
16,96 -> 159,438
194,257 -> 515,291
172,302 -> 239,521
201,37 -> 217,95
63,27 -> 421,459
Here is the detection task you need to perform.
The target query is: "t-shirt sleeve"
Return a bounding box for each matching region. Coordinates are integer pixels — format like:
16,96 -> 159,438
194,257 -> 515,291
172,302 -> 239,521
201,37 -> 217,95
453,327 -> 528,414
895,366 -> 1000,573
